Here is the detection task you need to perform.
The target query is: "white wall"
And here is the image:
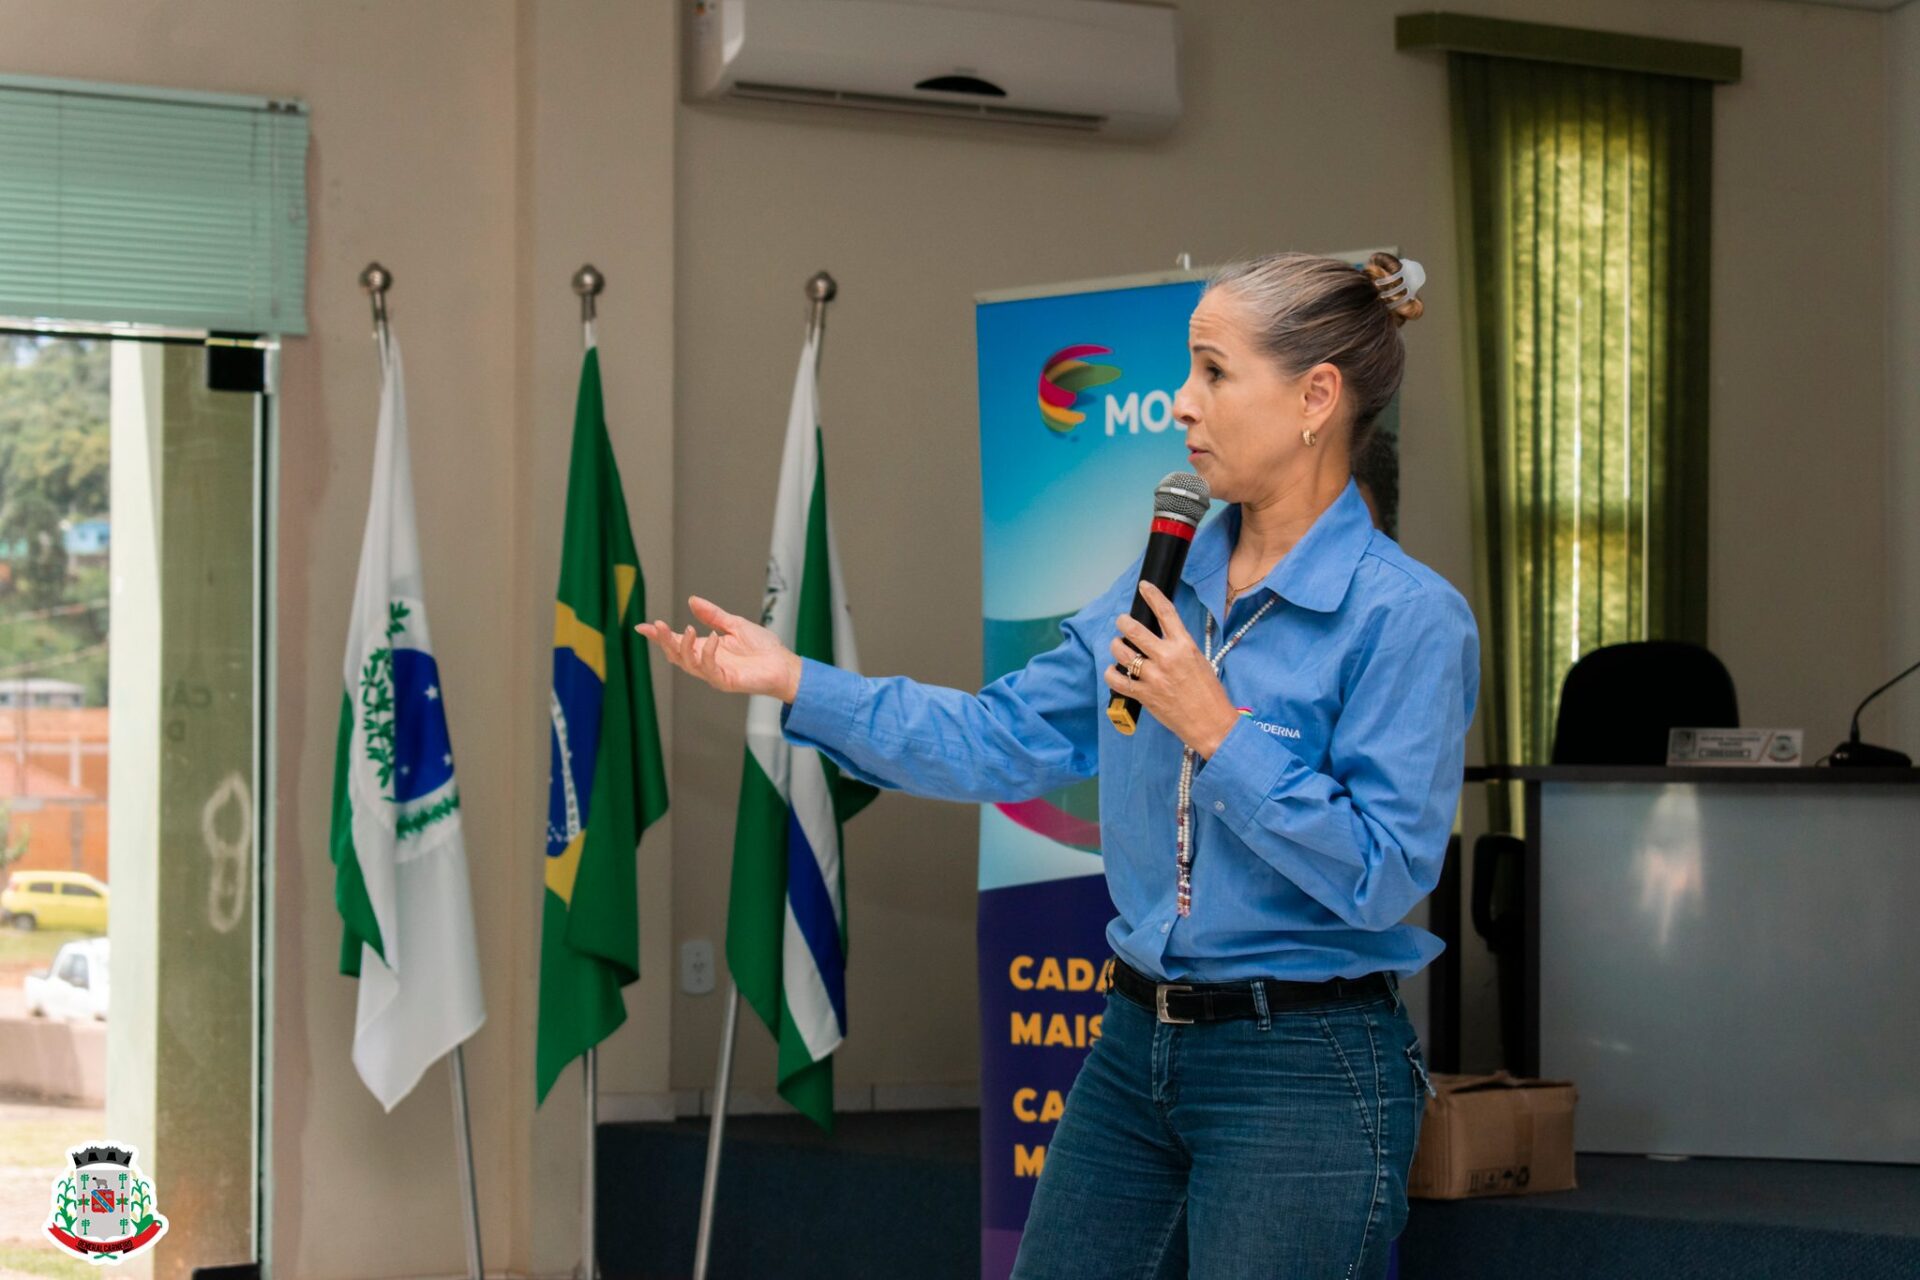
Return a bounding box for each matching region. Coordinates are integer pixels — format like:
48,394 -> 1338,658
667,0 -> 1896,1099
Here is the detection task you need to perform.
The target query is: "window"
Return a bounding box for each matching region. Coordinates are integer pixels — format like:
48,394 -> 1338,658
0,70 -> 337,1280
1452,53 -> 1715,764
0,76 -> 309,333
1,331 -> 268,1265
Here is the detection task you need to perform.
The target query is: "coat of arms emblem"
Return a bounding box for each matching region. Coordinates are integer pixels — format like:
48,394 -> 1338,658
44,1141 -> 169,1264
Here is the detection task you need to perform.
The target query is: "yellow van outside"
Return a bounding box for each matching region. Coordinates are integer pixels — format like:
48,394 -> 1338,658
1,870 -> 109,934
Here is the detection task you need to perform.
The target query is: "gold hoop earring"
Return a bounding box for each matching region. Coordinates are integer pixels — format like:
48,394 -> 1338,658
1302,428 -> 1318,447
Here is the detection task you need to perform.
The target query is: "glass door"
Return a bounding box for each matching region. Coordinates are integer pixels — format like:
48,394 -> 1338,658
1,330 -> 268,1279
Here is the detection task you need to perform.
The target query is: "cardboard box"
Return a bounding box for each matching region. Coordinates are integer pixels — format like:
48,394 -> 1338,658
1407,1072 -> 1579,1199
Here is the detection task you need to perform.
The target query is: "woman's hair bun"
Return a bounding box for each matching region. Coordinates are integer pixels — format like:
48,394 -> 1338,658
1203,248 -> 1419,453
1364,251 -> 1425,326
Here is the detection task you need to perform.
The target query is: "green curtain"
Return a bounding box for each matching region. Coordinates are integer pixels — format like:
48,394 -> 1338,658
1451,53 -> 1712,771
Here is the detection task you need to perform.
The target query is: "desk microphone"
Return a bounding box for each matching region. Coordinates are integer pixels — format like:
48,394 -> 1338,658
1108,471 -> 1211,735
1827,656 -> 1919,767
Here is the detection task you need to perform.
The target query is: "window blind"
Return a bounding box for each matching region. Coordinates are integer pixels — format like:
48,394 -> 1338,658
0,75 -> 309,335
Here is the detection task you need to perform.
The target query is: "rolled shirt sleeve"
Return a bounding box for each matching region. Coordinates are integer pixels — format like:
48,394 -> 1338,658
1188,586 -> 1479,931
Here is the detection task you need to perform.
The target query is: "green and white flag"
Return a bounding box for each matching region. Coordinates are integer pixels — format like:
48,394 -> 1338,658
329,332 -> 486,1112
728,332 -> 877,1131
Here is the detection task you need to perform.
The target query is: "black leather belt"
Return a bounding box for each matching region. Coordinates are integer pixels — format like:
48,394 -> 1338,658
1111,956 -> 1393,1025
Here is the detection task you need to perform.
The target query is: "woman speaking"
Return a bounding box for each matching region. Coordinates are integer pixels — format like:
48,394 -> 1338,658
638,251 -> 1478,1279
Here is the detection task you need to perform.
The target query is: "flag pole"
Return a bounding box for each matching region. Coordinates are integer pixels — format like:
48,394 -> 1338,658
691,269 -> 838,1280
570,262 -> 606,1280
692,983 -> 739,1280
450,1047 -> 485,1280
360,260 -> 486,1280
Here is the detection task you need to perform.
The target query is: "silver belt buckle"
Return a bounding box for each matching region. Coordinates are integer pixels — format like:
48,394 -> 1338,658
1155,983 -> 1195,1025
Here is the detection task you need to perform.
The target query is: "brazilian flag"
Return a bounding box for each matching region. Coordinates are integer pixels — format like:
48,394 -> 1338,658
536,345 -> 668,1105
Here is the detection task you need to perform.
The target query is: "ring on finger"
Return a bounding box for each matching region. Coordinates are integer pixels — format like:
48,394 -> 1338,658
1126,653 -> 1146,681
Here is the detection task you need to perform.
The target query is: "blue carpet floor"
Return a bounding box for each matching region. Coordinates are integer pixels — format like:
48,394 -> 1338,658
599,1110 -> 1920,1279
599,1111 -> 978,1280
1398,1153 -> 1920,1279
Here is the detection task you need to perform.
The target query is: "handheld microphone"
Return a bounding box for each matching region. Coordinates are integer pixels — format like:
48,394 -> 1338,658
1108,471 -> 1212,735
1826,656 -> 1919,768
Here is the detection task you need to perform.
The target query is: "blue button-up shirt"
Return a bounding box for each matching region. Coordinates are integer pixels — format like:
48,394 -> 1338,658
782,479 -> 1479,983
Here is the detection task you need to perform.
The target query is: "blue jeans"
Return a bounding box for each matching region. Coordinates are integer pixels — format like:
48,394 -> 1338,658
1011,980 -> 1431,1280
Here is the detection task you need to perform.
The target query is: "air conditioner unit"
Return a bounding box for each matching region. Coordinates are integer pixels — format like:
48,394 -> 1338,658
687,0 -> 1181,139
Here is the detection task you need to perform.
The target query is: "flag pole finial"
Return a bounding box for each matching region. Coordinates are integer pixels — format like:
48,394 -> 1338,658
572,264 -> 605,325
805,270 -> 837,347
359,261 -> 393,337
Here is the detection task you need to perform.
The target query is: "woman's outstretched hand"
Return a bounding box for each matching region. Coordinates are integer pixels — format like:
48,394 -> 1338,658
636,596 -> 804,703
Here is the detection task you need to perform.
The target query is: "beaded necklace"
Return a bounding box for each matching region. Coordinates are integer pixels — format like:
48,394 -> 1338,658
1173,594 -> 1277,915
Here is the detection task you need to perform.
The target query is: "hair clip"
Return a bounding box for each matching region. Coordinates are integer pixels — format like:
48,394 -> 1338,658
1373,259 -> 1425,309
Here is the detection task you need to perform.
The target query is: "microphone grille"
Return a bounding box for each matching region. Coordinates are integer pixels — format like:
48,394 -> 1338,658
1153,471 -> 1212,524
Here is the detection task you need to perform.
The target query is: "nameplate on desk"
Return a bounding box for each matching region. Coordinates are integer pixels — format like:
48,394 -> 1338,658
1666,728 -> 1803,767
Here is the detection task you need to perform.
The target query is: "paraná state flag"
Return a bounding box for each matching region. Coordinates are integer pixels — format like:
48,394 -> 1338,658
329,332 -> 486,1112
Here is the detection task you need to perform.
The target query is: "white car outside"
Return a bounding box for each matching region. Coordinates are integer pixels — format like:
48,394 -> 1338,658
24,937 -> 109,1022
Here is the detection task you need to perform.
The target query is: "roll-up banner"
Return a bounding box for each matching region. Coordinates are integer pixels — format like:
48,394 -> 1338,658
972,255 -> 1395,1278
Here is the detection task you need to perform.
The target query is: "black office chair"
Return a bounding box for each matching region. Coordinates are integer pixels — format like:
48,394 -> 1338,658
1549,641 -> 1740,765
1472,641 -> 1738,1069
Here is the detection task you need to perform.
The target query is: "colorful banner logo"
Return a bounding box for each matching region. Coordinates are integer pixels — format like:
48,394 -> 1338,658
1036,344 -> 1122,434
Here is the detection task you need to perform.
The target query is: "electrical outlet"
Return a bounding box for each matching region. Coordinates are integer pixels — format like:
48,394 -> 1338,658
680,938 -> 716,995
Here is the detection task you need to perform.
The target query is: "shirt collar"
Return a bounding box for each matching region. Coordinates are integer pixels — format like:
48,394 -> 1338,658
1181,478 -> 1374,617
